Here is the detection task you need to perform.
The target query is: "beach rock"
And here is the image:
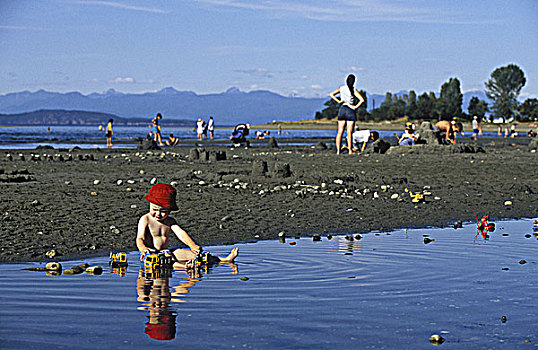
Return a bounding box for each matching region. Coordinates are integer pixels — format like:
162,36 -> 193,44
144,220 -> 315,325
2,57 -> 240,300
209,150 -> 226,161
86,266 -> 103,275
417,121 -> 441,145
364,139 -> 391,154
450,144 -> 485,153
424,237 -> 434,244
267,137 -> 279,148
529,137 -> 538,150
429,334 -> 445,345
137,139 -> 161,150
45,249 -> 57,258
198,149 -> 210,161
315,141 -> 327,150
273,162 -> 291,178
251,160 -> 268,176
45,262 -> 62,271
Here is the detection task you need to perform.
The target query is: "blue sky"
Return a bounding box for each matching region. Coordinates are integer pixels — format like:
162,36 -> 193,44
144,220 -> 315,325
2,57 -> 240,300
1,0 -> 537,99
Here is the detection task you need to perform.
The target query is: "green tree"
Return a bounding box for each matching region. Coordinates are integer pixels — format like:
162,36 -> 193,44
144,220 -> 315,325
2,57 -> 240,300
407,90 -> 418,119
314,98 -> 339,120
519,98 -> 538,122
440,77 -> 463,119
467,96 -> 489,122
416,93 -> 433,119
485,64 -> 526,122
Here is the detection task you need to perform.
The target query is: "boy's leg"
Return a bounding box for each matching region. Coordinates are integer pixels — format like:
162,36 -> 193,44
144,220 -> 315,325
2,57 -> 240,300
172,248 -> 196,262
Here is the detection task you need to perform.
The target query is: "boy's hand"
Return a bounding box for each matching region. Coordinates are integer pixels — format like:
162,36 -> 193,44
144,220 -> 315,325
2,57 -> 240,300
191,245 -> 202,255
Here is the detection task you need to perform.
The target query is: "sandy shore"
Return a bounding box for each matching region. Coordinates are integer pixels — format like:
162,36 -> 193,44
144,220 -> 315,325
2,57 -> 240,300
1,136 -> 537,263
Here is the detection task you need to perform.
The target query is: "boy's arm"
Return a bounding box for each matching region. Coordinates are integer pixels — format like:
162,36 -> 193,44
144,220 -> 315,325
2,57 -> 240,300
170,223 -> 201,255
136,215 -> 153,254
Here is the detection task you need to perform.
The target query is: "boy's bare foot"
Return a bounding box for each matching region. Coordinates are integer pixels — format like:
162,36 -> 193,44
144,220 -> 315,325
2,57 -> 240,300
219,247 -> 239,262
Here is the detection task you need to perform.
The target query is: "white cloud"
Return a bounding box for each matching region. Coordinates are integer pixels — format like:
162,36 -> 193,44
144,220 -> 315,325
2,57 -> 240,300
66,0 -> 169,14
340,66 -> 366,73
311,84 -> 323,89
235,68 -> 274,78
195,0 -> 494,24
112,77 -> 135,83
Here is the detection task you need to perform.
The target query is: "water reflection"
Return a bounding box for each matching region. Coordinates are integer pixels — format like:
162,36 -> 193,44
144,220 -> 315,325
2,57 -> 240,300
136,272 -> 188,341
136,261 -> 238,341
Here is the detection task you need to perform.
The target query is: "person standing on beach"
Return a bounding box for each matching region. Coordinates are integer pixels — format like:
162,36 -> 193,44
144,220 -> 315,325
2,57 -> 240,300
472,116 -> 479,141
196,118 -> 204,140
106,118 -> 114,148
330,74 -> 365,155
207,116 -> 214,140
151,113 -> 164,146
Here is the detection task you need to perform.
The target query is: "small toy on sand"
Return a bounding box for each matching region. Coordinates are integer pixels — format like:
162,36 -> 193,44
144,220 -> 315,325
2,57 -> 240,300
405,188 -> 425,203
475,214 -> 495,240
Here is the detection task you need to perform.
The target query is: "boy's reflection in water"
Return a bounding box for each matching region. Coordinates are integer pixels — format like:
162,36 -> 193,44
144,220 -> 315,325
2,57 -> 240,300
136,262 -> 238,341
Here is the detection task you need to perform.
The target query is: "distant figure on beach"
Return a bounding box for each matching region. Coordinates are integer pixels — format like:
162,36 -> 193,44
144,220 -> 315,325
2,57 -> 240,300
349,128 -> 379,153
165,134 -> 179,146
435,120 -> 461,144
207,116 -> 214,140
510,123 -> 519,138
106,118 -> 114,148
472,116 -> 479,141
498,124 -> 503,136
277,124 -> 282,135
330,74 -> 365,155
255,130 -> 265,140
196,118 -> 205,140
230,123 -> 250,147
394,124 -> 418,146
136,183 -> 239,269
504,125 -> 509,138
151,113 -> 164,146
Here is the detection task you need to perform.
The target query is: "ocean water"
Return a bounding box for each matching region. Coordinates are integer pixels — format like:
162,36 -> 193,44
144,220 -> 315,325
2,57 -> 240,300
1,219 -> 537,349
0,125 -> 502,149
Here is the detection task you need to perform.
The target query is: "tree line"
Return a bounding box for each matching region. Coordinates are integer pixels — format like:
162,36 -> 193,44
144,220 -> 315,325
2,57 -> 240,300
315,64 -> 538,123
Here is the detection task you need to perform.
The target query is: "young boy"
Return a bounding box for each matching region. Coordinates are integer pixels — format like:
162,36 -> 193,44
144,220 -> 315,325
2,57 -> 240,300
136,183 -> 238,269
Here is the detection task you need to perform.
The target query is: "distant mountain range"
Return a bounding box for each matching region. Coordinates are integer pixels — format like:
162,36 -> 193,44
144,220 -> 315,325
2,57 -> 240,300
0,109 -> 193,126
0,87 -> 491,125
0,87 -> 327,125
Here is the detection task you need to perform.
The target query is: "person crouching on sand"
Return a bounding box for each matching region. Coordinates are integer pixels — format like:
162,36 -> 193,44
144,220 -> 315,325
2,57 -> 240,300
330,74 -> 365,155
136,183 -> 238,269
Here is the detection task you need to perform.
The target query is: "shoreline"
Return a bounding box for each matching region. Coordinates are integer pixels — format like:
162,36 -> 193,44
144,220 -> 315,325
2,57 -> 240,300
1,136 -> 537,263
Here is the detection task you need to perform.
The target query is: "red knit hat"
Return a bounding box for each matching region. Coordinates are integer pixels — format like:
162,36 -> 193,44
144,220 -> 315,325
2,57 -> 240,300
145,183 -> 179,211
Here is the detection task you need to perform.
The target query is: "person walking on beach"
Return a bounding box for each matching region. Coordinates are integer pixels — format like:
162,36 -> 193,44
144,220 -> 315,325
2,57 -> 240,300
330,74 -> 365,154
136,183 -> 239,269
207,116 -> 215,140
105,118 -> 114,148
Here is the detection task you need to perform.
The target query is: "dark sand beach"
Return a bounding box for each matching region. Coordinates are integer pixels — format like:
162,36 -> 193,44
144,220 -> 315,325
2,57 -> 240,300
1,136 -> 537,263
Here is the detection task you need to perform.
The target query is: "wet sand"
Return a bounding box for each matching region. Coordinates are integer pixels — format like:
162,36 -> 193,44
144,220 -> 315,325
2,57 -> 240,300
1,136 -> 537,262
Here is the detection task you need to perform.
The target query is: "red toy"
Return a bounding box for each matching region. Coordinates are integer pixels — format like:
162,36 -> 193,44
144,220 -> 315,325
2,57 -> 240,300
475,214 -> 495,240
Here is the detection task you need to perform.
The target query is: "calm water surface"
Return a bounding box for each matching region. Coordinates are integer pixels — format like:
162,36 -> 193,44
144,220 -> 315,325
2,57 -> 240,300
1,219 -> 537,349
